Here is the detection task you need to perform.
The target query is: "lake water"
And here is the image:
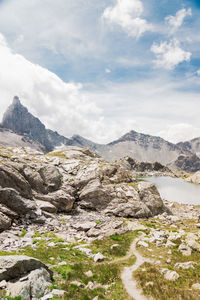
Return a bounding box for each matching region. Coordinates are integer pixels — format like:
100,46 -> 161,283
145,176 -> 200,205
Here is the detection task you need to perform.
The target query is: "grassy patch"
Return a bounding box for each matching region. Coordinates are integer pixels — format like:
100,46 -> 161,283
19,229 -> 27,238
127,182 -> 139,191
0,231 -> 137,300
91,231 -> 137,259
47,151 -> 67,159
134,218 -> 200,300
134,262 -> 200,300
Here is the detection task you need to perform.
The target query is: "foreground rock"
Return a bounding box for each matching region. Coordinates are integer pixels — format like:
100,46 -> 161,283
185,171 -> 200,184
0,146 -> 168,232
0,255 -> 53,299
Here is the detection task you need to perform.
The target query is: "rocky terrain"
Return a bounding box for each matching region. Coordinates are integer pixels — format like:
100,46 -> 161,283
2,97 -> 200,173
0,127 -> 45,152
0,145 -> 168,233
177,137 -> 200,158
0,145 -> 199,299
0,97 -> 200,299
168,153 -> 200,173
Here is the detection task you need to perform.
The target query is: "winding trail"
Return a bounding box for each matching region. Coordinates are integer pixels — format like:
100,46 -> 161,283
121,237 -> 153,300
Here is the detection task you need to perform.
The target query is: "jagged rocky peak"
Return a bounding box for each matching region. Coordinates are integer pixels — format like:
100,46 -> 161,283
12,95 -> 21,105
1,96 -> 74,152
2,96 -> 45,138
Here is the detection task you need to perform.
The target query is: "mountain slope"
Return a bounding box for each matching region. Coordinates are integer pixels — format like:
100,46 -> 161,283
0,127 -> 45,152
1,96 -> 74,152
95,130 -> 188,165
177,137 -> 200,158
1,97 -> 195,169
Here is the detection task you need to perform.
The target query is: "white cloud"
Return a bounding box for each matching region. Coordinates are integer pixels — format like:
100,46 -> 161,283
105,68 -> 111,73
102,0 -> 153,38
196,70 -> 200,76
165,8 -> 192,33
0,0 -> 106,62
151,39 -> 191,70
0,33 -> 200,145
158,124 -> 200,143
0,33 -> 106,141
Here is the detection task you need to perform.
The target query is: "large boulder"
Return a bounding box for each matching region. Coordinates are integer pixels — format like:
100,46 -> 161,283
23,167 -> 46,193
185,171 -> 200,184
39,166 -> 62,192
0,188 -> 36,214
79,180 -> 166,218
0,256 -> 52,300
6,268 -> 52,300
35,187 -> 75,212
0,255 -> 53,281
0,163 -> 32,198
138,181 -> 166,216
79,179 -> 111,210
0,212 -> 12,231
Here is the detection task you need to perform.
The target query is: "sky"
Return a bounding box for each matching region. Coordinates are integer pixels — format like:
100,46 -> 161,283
0,0 -> 200,144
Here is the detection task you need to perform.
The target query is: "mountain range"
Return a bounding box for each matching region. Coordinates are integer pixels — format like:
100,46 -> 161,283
1,96 -> 200,172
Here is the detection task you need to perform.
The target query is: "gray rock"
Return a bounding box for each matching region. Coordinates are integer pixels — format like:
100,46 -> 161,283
24,167 -> 45,193
79,179 -> 110,210
137,241 -> 149,248
36,200 -> 57,213
0,255 -> 53,281
52,289 -> 65,296
178,243 -> 192,256
175,261 -> 196,270
187,240 -> 200,252
93,253 -> 105,263
138,182 -> 167,216
0,188 -> 35,215
0,163 -> 32,198
39,166 -> 62,192
0,212 -> 12,231
160,268 -> 179,281
192,283 -> 200,290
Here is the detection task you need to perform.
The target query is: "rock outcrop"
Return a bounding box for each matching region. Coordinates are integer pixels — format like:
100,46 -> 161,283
185,171 -> 200,184
177,137 -> 200,158
0,127 -> 45,152
0,255 -> 52,299
168,154 -> 200,173
0,146 -> 168,231
1,96 -> 73,152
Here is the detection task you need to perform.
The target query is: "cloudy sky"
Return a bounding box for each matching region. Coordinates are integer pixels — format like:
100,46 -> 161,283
0,0 -> 200,143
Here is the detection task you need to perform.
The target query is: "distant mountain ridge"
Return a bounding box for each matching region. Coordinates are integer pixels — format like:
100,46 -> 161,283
1,96 -> 200,172
177,137 -> 200,158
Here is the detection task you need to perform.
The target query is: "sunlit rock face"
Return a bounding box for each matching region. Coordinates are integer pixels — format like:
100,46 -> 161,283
0,146 -> 167,232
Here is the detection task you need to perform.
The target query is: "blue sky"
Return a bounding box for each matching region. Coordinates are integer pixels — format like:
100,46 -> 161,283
0,0 -> 199,143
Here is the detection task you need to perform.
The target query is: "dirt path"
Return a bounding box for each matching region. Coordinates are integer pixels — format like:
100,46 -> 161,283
121,237 -> 153,300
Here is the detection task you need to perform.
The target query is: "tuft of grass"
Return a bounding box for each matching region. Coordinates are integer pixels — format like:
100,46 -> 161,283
127,182 -> 139,191
47,151 -> 67,159
19,229 -> 27,238
110,235 -> 122,241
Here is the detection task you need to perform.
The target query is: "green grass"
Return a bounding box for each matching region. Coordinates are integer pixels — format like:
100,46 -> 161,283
91,231 -> 137,259
47,151 -> 67,159
0,231 -> 137,300
127,182 -> 139,191
134,262 -> 200,300
134,218 -> 200,300
19,229 -> 27,238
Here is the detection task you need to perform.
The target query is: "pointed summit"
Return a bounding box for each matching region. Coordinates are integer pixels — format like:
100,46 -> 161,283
1,96 -> 72,152
12,96 -> 21,105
